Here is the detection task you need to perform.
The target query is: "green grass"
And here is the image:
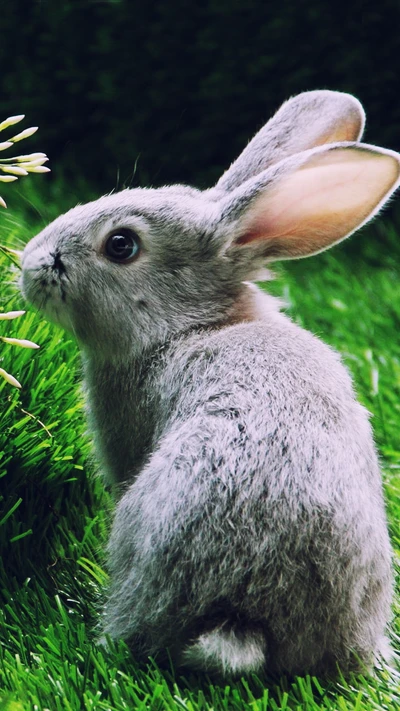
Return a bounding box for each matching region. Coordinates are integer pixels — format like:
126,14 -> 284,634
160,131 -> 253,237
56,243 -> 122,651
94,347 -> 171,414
0,182 -> 400,710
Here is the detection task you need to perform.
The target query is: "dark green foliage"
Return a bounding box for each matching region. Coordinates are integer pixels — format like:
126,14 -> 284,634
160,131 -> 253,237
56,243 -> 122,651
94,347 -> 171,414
1,0 -> 400,193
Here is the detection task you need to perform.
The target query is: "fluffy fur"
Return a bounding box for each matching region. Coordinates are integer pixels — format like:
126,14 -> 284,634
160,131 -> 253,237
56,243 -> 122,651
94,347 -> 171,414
21,90 -> 400,678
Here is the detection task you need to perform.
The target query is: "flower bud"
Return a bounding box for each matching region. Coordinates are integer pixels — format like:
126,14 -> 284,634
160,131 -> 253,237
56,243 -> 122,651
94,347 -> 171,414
24,165 -> 51,174
1,336 -> 40,349
0,166 -> 29,176
0,367 -> 21,388
9,127 -> 39,143
18,157 -> 49,168
0,115 -> 25,132
0,310 -> 26,320
14,152 -> 48,161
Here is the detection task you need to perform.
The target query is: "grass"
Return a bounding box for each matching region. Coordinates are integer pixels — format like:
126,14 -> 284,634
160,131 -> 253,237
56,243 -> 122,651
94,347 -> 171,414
0,180 -> 400,710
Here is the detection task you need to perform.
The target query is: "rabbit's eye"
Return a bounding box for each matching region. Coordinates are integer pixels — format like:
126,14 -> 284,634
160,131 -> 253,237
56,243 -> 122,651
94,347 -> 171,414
105,229 -> 140,262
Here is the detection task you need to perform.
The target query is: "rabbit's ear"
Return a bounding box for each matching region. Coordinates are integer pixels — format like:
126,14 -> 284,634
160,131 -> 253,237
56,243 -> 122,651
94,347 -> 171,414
219,143 -> 400,261
214,90 -> 365,194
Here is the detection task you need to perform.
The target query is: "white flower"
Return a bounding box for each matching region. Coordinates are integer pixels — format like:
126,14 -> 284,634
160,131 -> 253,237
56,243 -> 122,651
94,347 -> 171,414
0,367 -> 22,389
0,310 -> 40,389
0,115 -> 50,208
0,116 -> 45,387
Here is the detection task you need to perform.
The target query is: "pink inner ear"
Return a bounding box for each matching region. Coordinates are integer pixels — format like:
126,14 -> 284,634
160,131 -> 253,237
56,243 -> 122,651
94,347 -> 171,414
312,112 -> 364,146
235,147 -> 400,258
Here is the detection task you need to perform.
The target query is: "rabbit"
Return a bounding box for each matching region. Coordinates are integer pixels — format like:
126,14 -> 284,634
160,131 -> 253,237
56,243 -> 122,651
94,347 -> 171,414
21,89 -> 400,678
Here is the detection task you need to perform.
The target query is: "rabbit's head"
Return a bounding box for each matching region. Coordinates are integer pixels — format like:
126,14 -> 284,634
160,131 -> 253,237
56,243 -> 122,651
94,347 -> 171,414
21,90 -> 400,358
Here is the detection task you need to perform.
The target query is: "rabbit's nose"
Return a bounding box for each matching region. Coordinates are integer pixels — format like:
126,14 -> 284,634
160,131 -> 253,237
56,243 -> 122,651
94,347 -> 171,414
52,251 -> 66,275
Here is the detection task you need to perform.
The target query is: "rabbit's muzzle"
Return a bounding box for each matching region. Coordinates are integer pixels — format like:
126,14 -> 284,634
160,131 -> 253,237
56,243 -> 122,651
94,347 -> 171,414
21,245 -> 72,329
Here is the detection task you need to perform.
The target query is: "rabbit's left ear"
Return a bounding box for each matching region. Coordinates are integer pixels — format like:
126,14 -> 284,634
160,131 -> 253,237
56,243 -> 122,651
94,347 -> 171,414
219,143 -> 400,260
214,90 -> 365,194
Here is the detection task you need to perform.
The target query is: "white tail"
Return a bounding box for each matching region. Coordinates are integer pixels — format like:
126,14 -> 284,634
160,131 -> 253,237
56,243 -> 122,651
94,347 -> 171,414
181,627 -> 266,676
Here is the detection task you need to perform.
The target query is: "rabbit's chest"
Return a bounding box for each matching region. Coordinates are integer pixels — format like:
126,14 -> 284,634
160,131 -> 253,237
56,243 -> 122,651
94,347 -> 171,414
83,361 -> 159,486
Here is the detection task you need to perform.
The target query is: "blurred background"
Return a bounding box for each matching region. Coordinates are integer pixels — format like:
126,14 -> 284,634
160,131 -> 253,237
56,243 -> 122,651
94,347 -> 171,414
1,0 -> 400,202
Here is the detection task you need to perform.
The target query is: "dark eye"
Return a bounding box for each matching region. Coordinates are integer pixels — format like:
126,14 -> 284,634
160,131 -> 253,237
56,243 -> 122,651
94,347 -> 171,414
105,229 -> 140,262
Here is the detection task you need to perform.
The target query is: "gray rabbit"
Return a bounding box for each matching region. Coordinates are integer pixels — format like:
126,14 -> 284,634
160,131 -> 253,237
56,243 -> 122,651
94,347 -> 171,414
21,90 -> 400,677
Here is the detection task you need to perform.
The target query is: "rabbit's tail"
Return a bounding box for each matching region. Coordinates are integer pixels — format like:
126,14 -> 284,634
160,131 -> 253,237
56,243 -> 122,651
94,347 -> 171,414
181,625 -> 266,676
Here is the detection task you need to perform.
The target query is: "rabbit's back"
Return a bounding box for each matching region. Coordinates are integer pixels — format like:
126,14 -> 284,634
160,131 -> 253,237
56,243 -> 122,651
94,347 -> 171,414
105,315 -> 392,675
158,314 -> 382,503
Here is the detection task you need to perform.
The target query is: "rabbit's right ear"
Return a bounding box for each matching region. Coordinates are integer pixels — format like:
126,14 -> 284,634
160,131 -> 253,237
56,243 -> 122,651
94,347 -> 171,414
216,143 -> 400,262
214,90 -> 365,194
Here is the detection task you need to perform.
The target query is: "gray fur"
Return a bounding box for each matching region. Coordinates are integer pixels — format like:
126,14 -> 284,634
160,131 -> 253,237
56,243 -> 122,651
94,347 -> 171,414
21,90 -> 399,678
